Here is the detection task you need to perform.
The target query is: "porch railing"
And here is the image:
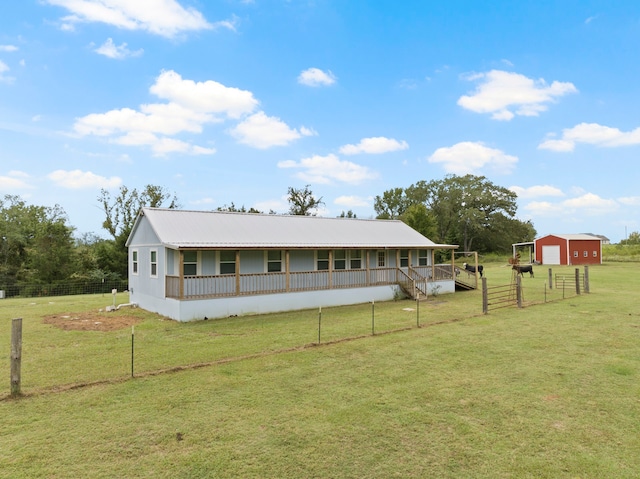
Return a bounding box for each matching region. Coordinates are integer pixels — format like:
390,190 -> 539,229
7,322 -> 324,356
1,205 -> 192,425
165,264 -> 454,300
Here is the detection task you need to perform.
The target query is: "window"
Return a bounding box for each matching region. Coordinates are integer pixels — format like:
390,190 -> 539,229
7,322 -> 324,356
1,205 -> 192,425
334,250 -> 346,270
183,251 -> 197,276
593,251 -> 598,257
400,249 -> 409,267
350,250 -> 362,269
573,251 -> 578,258
377,251 -> 386,267
132,250 -> 138,275
150,250 -> 158,277
220,251 -> 236,274
583,251 -> 588,258
267,250 -> 282,272
317,250 -> 329,270
418,249 -> 429,266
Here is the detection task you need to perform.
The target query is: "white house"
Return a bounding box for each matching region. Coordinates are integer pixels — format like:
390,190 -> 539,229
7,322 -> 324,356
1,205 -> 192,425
126,208 -> 458,321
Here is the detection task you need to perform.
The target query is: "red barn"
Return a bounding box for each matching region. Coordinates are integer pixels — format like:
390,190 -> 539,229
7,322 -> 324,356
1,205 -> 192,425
534,234 -> 602,265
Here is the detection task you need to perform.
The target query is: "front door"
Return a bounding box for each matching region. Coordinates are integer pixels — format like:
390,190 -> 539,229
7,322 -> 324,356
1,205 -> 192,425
376,250 -> 387,282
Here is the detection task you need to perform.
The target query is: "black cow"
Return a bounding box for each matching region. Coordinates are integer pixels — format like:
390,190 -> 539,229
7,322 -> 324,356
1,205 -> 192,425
462,262 -> 483,277
512,264 -> 534,277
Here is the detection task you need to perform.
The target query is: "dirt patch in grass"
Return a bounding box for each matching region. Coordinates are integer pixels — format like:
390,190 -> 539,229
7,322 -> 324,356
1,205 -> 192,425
43,311 -> 141,331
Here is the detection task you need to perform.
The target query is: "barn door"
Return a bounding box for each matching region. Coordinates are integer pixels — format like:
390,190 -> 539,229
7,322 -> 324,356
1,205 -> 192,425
542,245 -> 561,265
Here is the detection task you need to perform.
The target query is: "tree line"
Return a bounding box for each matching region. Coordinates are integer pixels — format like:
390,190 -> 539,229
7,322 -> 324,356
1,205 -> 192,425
1,175 -> 544,289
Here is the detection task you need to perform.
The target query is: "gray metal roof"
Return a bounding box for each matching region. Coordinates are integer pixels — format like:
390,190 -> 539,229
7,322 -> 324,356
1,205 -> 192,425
129,207 -> 457,249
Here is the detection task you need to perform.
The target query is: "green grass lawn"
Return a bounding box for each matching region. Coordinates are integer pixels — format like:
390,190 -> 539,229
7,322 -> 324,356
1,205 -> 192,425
1,262 -> 640,478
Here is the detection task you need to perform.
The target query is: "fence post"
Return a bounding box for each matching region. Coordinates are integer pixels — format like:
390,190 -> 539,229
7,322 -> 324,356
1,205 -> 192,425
548,268 -> 553,289
318,306 -> 322,344
575,268 -> 581,295
482,277 -> 488,314
516,275 -> 522,308
371,300 -> 375,335
11,318 -> 22,397
584,266 -> 590,293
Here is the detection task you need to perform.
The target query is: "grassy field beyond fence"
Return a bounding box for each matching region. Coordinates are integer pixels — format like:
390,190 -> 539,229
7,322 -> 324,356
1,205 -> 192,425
1,261 -> 640,478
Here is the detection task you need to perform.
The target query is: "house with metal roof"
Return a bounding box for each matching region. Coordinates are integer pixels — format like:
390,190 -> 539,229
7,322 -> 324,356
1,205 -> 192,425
125,207 -> 458,321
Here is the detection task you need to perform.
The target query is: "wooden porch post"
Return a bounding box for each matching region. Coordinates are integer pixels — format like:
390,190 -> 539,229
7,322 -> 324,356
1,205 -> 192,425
328,250 -> 333,289
179,250 -> 184,299
235,250 -> 241,296
366,250 -> 371,285
285,250 -> 290,292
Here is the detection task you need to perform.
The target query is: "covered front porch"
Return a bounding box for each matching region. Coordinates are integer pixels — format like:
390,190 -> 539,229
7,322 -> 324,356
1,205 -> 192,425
166,264 -> 457,300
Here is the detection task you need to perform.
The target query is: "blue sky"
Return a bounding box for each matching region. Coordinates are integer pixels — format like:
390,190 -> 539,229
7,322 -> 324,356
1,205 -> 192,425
1,1 -> 639,243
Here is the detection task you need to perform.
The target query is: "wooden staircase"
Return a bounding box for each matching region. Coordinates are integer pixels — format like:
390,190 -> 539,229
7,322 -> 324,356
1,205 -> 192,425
397,268 -> 429,299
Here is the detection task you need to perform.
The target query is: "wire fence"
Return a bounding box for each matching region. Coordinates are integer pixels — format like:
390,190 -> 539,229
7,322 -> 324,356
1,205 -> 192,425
0,279 -> 129,299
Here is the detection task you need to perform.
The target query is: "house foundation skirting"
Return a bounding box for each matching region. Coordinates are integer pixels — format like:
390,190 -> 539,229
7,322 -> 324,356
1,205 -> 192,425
133,285 -> 401,322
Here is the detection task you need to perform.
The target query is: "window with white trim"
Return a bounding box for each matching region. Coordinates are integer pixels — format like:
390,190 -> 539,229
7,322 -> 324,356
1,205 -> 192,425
220,251 -> 236,275
150,250 -> 158,277
593,251 -> 597,257
418,249 -> 429,266
573,251 -> 578,258
377,251 -> 386,267
132,250 -> 138,275
183,251 -> 198,276
350,250 -> 362,269
317,250 -> 329,270
267,250 -> 282,272
400,249 -> 409,267
583,250 -> 588,258
334,250 -> 346,270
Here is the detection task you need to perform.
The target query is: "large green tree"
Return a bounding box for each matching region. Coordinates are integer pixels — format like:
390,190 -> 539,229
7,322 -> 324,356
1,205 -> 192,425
0,195 -> 76,285
287,185 -> 324,216
98,185 -> 179,277
375,175 -> 535,253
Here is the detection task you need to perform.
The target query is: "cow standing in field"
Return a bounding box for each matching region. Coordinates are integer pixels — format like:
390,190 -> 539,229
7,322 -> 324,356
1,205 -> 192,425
512,264 -> 534,277
463,262 -> 483,277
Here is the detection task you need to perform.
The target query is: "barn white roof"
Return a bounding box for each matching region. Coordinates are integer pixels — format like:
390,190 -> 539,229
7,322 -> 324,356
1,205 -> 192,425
536,234 -> 602,241
128,207 -> 457,250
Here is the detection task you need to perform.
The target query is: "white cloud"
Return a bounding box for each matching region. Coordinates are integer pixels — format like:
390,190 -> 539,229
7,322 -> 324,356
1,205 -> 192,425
0,60 -> 14,83
0,45 -> 18,52
562,193 -> 618,214
47,169 -> 122,189
509,185 -> 564,199
229,111 -> 313,149
254,197 -> 289,213
457,70 -> 577,121
278,154 -> 378,184
0,171 -> 33,191
339,137 -> 409,155
618,196 -> 640,206
74,104 -> 213,137
94,38 -> 143,59
334,195 -> 371,207
427,141 -> 518,174
46,0 -> 213,38
73,70 -> 260,155
112,131 -> 214,156
297,67 -> 336,87
150,70 -> 258,119
538,122 -> 640,152
524,193 -> 618,217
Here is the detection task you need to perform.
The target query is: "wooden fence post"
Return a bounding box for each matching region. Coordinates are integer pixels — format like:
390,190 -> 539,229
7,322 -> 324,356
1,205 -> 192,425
482,277 -> 488,314
584,266 -> 590,293
516,275 -> 522,308
575,268 -> 581,295
548,268 -> 553,289
11,318 -> 23,397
